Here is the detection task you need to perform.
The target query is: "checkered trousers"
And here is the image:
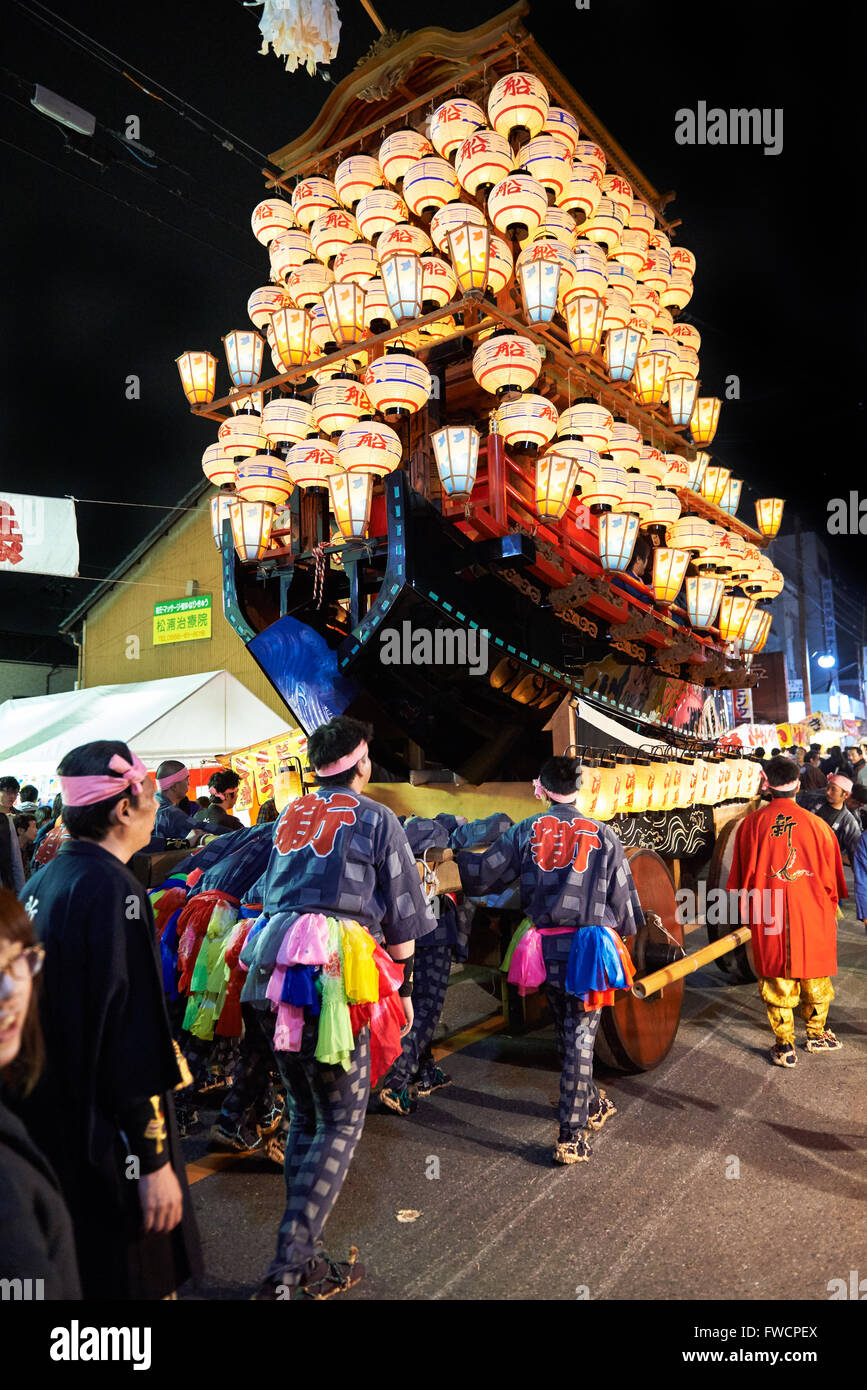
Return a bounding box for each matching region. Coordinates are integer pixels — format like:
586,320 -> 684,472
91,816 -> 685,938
545,987 -> 602,1139
382,939 -> 453,1091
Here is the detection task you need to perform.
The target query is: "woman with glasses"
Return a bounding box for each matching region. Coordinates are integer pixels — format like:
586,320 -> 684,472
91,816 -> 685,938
0,888 -> 81,1298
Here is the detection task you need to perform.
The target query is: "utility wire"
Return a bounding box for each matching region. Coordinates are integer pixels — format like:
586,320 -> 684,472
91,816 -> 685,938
10,0 -> 274,173
0,134 -> 261,274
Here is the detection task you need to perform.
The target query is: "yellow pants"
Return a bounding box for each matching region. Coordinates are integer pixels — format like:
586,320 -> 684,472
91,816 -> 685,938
758,977 -> 834,1045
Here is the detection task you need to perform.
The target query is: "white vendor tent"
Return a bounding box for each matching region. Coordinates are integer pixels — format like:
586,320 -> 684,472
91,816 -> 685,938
0,671 -> 293,790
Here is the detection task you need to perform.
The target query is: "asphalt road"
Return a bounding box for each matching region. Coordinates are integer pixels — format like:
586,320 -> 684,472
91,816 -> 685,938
180,881 -> 866,1302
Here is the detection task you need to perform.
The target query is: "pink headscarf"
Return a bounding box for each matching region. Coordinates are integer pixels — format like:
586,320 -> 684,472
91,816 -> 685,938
156,767 -> 188,791
828,774 -> 853,794
315,740 -> 368,778
60,752 -> 149,807
532,777 -> 578,804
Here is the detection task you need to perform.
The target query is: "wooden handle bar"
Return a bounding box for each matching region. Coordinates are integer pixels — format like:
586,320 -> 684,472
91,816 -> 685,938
632,926 -> 752,999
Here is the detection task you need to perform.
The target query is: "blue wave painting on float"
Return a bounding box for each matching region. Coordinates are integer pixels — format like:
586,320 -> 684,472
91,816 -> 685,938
248,616 -> 358,733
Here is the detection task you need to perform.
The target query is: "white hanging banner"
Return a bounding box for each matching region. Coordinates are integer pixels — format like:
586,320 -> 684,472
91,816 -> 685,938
0,492 -> 79,577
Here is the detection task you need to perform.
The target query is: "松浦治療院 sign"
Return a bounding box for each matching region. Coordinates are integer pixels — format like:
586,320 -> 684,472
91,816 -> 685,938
153,594 -> 212,645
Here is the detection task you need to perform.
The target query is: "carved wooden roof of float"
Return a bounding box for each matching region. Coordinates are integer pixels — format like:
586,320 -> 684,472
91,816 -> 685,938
265,3 -> 675,230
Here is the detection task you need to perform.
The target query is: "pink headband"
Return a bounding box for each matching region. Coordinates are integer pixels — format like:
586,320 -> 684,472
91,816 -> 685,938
533,776 -> 578,804
828,774 -> 853,793
315,740 -> 368,778
60,752 -> 149,808
157,767 -> 188,791
766,779 -> 800,793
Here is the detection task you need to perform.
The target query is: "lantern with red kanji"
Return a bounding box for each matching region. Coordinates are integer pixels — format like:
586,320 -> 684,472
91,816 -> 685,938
334,154 -> 384,209
291,177 -> 340,228
472,331 -> 543,395
488,71 -> 549,141
430,98 -> 486,159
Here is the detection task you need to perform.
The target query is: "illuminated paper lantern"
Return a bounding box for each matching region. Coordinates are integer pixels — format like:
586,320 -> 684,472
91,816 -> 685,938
431,425 -> 480,498
331,241 -> 378,285
753,566 -> 784,600
576,761 -> 602,818
495,393 -> 559,450
420,253 -> 458,308
632,348 -> 668,406
606,422 -> 642,470
446,221 -> 491,296
338,421 -> 402,475
567,241 -> 608,298
665,514 -> 714,554
701,464 -> 730,505
269,228 -> 313,284
236,454 -> 293,506
312,348 -> 368,384
542,106 -> 579,155
321,281 -> 367,346
219,414 -> 268,460
363,352 -> 432,416
639,246 -> 672,298
488,174 -> 548,238
699,528 -> 739,574
380,250 -> 423,321
670,245 -> 697,277
355,187 -> 408,242
472,332 -> 542,395
602,174 -> 633,223
651,547 -> 690,603
668,377 -> 699,428
291,177 -> 340,228
310,209 -> 358,265
593,762 -> 622,821
629,760 -> 653,814
579,459 -> 628,510
581,196 -> 624,252
487,236 -> 515,294
247,286 -> 288,330
307,300 -> 336,356
532,208 -> 578,249
573,141 -> 606,176
598,509 -> 639,570
755,498 -> 785,538
691,396 -> 722,447
252,197 -> 296,244
488,71 -> 549,140
604,323 -> 644,381
312,378 -> 373,437
430,98 -> 486,159
176,350 -> 216,405
685,452 -> 710,492
517,135 -> 571,200
685,574 -> 725,629
328,468 -> 375,540
558,402 -> 613,451
558,161 -> 603,220
602,291 -> 632,333
610,229 -> 649,278
285,439 -> 341,488
376,222 -> 432,260
535,448 -> 581,521
564,295 -> 606,354
718,476 -> 742,517
518,247 -> 562,322
222,330 -> 264,388
626,199 -> 654,239
402,156 -> 460,216
262,396 -> 315,445
378,129 -> 433,185
671,321 -> 701,355
287,258 -> 334,309
230,390 -> 264,415
230,498 -> 274,561
362,278 -> 396,332
334,154 -> 384,209
661,268 -> 694,311
210,492 -> 235,549
662,453 -> 691,489
741,607 -> 772,653
454,129 -> 513,197
646,759 -> 671,813
616,474 -> 656,522
642,488 -> 682,535
431,199 -> 486,252
667,342 -> 699,382
717,593 -> 755,642
270,307 -> 312,368
202,441 -> 235,487
605,260 -> 637,304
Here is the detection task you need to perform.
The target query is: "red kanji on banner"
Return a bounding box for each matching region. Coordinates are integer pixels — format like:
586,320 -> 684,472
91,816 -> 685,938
275,792 -> 358,857
0,502 -> 23,564
530,815 -> 601,872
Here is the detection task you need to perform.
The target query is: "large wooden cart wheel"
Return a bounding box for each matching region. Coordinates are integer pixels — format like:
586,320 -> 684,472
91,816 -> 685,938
594,847 -> 684,1074
705,813 -> 756,983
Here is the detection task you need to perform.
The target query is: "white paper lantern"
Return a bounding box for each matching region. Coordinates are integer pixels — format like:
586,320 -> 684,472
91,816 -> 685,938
558,161 -> 603,220
558,402 -> 613,451
420,253 -> 458,308
607,422 -> 642,469
236,454 -> 293,506
488,71 -> 549,140
487,236 -> 515,294
402,157 -> 460,217
312,378 -> 373,437
309,209 -> 358,265
430,199 -> 487,252
291,177 -> 340,228
454,129 -> 514,196
581,196 -> 624,252
287,258 -> 334,309
541,106 -> 579,155
363,352 -> 432,416
252,198 -> 296,244
285,439 -> 341,488
331,241 -> 379,285
488,174 -> 548,237
355,187 -> 409,242
430,98 -> 486,159
517,135 -> 572,200
202,441 -> 235,488
334,154 -> 384,209
495,392 -> 560,450
262,396 -> 315,445
376,222 -> 432,260
573,141 -> 606,175
269,228 -> 313,284
218,413 -> 267,460
472,332 -> 542,395
338,420 -> 402,475
378,129 -> 433,185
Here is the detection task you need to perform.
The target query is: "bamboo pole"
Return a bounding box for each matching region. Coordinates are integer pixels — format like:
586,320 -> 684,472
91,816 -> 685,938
631,925 -> 752,999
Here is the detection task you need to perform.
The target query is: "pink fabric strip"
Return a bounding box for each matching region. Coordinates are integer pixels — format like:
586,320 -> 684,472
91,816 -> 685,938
60,752 -> 149,807
768,779 -> 800,792
315,740 -> 368,777
156,767 -> 188,791
532,777 -> 578,803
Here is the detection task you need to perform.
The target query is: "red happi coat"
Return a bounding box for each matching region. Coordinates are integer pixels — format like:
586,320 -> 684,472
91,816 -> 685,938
726,798 -> 846,978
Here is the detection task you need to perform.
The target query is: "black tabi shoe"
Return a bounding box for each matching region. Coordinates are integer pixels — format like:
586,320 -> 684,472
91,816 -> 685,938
415,1065 -> 452,1097
297,1249 -> 365,1300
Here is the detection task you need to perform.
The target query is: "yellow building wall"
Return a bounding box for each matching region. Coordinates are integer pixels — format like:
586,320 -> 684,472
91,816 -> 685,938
80,493 -> 293,726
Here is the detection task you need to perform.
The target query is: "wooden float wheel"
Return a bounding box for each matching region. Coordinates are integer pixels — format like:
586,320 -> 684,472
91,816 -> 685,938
595,846 -> 685,1074
705,813 -> 756,983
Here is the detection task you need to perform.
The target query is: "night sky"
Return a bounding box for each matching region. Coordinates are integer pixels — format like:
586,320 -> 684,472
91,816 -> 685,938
1,0 -> 864,670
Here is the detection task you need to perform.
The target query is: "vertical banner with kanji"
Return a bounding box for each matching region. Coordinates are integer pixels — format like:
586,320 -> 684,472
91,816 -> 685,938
0,493 -> 79,576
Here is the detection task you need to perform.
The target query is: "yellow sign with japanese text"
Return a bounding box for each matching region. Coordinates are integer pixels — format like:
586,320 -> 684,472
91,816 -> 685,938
153,594 -> 212,645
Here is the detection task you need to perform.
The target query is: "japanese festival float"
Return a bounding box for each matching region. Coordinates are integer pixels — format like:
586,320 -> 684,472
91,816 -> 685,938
174,4 -> 788,1071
